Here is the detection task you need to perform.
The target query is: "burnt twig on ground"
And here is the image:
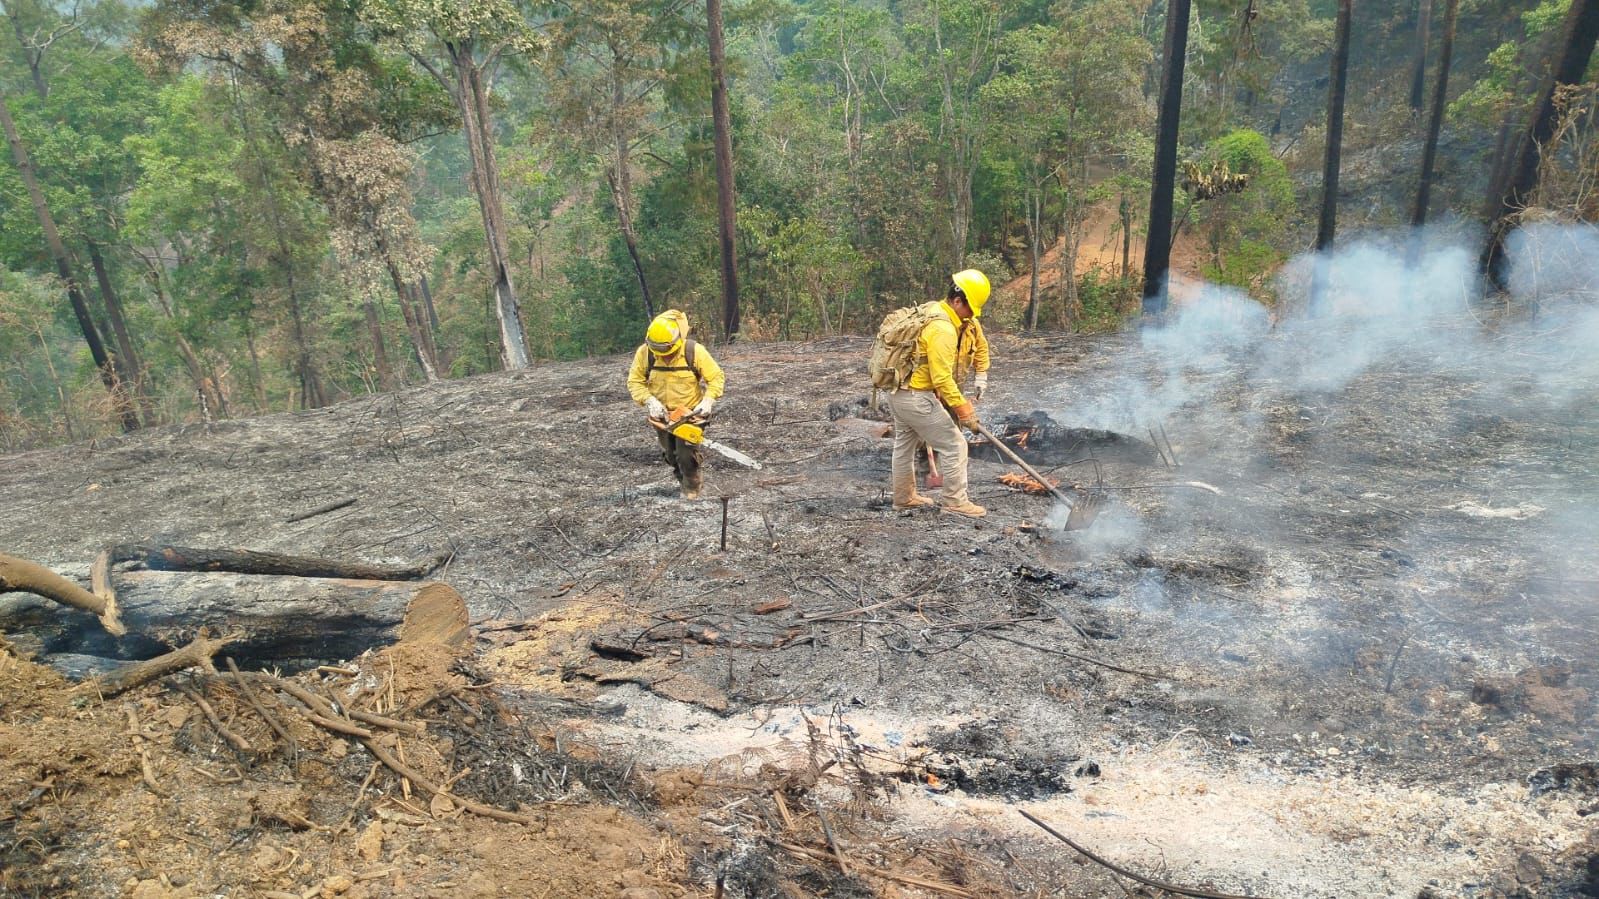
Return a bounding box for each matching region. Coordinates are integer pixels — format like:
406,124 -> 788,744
283,497 -> 357,523
979,632 -> 1174,681
777,841 -> 977,897
177,679 -> 252,753
226,658 -> 295,756
1020,809 -> 1272,899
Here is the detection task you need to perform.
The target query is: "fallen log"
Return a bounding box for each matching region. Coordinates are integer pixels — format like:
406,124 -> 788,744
3,571 -> 467,671
91,543 -> 449,607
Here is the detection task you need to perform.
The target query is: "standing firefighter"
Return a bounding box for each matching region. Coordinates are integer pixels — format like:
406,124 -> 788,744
868,269 -> 992,517
628,310 -> 725,499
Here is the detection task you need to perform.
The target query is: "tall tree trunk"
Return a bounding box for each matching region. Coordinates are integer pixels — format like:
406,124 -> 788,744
86,241 -> 153,424
363,297 -> 394,391
399,281 -> 441,382
1312,0 -> 1354,315
1317,0 -> 1353,253
1481,0 -> 1599,287
930,1 -> 987,268
1141,0 -> 1192,315
416,273 -> 451,373
3,4 -> 49,100
447,41 -> 530,369
1411,0 -> 1459,232
706,0 -> 740,340
1120,193 -> 1133,277
607,57 -> 654,320
0,87 -> 139,432
143,262 -> 228,419
277,236 -> 325,409
1408,0 -> 1433,111
1023,187 -> 1041,331
1060,199 -> 1083,328
375,234 -> 440,382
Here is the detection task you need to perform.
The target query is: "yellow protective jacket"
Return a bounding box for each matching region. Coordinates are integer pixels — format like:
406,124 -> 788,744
904,301 -> 968,409
955,317 -> 989,382
627,341 -> 726,413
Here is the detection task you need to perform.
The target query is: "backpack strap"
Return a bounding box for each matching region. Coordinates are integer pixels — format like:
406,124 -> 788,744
644,340 -> 702,380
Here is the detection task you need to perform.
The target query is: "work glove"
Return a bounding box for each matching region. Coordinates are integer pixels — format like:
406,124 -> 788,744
692,396 -> 716,417
972,371 -> 988,402
645,397 -> 668,420
951,400 -> 980,432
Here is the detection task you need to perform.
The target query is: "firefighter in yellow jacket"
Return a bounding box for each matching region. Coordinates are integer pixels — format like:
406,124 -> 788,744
891,270 -> 990,517
627,310 -> 726,499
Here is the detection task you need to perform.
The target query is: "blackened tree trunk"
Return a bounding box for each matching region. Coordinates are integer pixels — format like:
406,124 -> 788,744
0,88 -> 139,432
1481,0 -> 1599,286
1141,0 -> 1192,315
1409,0 -> 1433,111
446,39 -> 531,369
706,0 -> 739,340
1317,0 -> 1353,253
1411,0 -> 1459,230
1311,0 -> 1354,314
86,241 -> 153,424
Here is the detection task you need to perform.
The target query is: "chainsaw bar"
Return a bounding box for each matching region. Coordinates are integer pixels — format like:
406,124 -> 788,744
699,437 -> 763,470
651,416 -> 763,470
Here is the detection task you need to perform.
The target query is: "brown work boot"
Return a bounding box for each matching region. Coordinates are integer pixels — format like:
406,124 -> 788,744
940,500 -> 987,518
892,476 -> 934,510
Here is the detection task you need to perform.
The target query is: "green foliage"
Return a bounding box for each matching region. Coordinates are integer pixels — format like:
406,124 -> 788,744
1451,0 -> 1576,128
0,0 -> 1562,443
1074,269 -> 1140,332
1191,129 -> 1295,293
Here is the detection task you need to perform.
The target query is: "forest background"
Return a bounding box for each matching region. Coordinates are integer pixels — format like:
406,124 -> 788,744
0,0 -> 1591,447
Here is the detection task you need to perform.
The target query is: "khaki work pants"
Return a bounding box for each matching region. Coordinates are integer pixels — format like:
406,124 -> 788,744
888,389 -> 970,506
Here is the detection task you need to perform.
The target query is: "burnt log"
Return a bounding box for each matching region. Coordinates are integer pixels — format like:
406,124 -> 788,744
1,571 -> 467,673
94,543 -> 448,586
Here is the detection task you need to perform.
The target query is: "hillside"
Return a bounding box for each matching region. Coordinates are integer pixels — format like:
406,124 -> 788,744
4,278 -> 1599,896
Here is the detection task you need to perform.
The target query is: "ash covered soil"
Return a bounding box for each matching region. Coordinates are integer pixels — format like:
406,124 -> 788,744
3,316 -> 1599,898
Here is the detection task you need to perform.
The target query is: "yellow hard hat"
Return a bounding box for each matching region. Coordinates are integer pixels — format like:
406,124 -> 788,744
952,269 -> 991,317
645,314 -> 683,356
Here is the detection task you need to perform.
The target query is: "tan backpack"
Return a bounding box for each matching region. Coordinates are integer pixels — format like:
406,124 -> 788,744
867,302 -> 947,389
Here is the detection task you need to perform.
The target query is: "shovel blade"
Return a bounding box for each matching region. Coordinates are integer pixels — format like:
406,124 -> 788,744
1062,491 -> 1104,531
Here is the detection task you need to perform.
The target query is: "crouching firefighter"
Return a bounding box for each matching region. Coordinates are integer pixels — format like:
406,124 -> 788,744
627,310 -> 726,499
868,269 -> 992,518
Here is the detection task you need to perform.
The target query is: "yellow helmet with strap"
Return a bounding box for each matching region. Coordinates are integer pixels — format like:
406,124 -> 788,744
646,313 -> 683,356
951,269 -> 991,317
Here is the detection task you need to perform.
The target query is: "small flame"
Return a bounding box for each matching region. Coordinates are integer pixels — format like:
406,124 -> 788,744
998,472 -> 1058,495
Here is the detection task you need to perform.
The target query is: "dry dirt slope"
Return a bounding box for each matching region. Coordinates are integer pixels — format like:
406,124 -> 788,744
2,324 -> 1598,898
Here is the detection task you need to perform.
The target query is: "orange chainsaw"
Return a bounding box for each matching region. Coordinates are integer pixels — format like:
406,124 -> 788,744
649,407 -> 763,470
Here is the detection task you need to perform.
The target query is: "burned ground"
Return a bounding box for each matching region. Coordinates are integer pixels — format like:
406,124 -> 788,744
1,317 -> 1597,898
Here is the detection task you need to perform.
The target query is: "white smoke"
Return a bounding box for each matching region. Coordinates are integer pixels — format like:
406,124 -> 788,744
1053,223 -> 1599,436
